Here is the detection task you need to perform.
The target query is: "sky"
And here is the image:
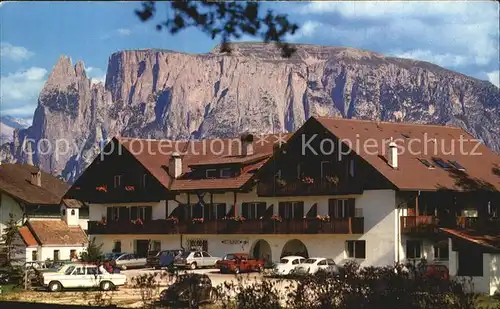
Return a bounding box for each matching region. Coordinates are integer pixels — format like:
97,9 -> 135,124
0,1 -> 499,121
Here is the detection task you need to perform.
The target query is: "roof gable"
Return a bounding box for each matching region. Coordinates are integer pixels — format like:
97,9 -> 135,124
27,220 -> 88,246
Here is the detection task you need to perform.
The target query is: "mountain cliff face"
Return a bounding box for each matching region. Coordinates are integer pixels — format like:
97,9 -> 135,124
3,43 -> 499,182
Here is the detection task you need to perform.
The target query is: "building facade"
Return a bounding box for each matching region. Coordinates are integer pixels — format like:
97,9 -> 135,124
66,116 -> 500,295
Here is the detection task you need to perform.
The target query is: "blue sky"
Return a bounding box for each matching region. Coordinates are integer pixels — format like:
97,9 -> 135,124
1,1 -> 499,120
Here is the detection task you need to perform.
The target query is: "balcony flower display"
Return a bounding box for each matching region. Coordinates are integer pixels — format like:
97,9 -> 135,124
271,214 -> 282,222
97,217 -> 107,226
192,217 -> 204,224
166,216 -> 179,224
316,215 -> 330,222
302,176 -> 314,184
125,185 -> 135,191
131,218 -> 144,225
233,216 -> 246,222
325,175 -> 339,185
96,185 -> 108,192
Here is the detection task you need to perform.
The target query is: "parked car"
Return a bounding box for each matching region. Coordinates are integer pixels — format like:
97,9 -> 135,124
147,249 -> 183,269
43,264 -> 127,292
111,253 -> 147,270
216,253 -> 264,274
101,252 -> 123,262
272,256 -> 306,276
159,274 -> 218,307
293,257 -> 340,275
174,251 -> 221,270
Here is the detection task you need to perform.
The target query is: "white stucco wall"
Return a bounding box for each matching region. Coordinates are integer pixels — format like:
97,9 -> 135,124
0,193 -> 24,235
90,189 -> 399,267
37,246 -> 86,261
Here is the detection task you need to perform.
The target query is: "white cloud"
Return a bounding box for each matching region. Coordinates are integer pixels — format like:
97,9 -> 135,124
86,66 -> 106,85
293,1 -> 499,69
389,49 -> 468,68
0,67 -> 48,101
0,42 -> 35,61
2,105 -> 38,118
486,70 -> 499,87
116,28 -> 131,36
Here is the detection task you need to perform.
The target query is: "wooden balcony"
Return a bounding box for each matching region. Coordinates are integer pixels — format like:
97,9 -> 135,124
88,217 -> 364,235
256,180 -> 362,197
400,216 -> 438,235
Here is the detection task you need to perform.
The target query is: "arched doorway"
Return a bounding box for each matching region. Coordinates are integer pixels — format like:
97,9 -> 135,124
281,239 -> 309,258
250,239 -> 272,263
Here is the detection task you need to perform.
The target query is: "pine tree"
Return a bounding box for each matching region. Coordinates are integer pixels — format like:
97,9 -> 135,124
1,213 -> 25,285
79,237 -> 103,262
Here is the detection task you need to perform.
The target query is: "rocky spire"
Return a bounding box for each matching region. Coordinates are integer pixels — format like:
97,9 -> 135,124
25,139 -> 34,166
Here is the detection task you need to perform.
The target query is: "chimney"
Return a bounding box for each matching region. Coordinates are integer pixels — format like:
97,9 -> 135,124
30,170 -> 42,186
169,152 -> 183,179
240,133 -> 254,156
387,138 -> 398,169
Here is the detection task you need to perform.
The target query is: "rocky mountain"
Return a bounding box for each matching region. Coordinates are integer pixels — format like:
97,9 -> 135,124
1,43 -> 499,182
0,116 -> 30,145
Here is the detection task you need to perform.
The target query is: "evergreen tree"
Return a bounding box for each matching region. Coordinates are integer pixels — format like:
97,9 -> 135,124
79,237 -> 103,262
0,213 -> 25,285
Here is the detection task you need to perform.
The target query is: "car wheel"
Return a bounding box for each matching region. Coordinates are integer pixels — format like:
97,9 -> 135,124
190,262 -> 197,270
234,267 -> 240,274
48,281 -> 62,292
100,281 -> 114,291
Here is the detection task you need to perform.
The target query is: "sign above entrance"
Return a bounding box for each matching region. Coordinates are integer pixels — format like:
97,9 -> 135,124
221,240 -> 248,245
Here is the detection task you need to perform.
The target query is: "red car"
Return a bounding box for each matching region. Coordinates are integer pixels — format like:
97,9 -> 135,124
421,264 -> 450,281
216,253 -> 264,274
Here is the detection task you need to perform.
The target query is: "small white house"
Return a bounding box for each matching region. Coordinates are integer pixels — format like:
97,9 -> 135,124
18,202 -> 88,262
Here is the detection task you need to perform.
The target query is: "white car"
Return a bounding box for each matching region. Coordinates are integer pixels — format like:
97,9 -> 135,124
272,256 -> 306,276
43,263 -> 127,292
174,251 -> 221,270
293,257 -> 340,275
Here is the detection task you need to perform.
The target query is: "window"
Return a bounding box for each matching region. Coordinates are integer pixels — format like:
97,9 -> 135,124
31,251 -> 37,261
328,199 -> 355,218
220,168 -> 233,178
75,267 -> 85,275
418,158 -> 435,169
448,160 -> 465,171
327,259 -> 336,265
406,240 -> 422,259
292,259 -> 300,265
278,202 -> 304,220
64,266 -> 75,275
109,207 -> 120,221
202,252 -> 210,258
188,239 -> 208,252
114,175 -> 122,188
433,244 -> 449,261
320,161 -> 331,178
346,240 -> 366,259
462,209 -> 478,217
70,249 -> 77,259
205,169 -> 217,179
150,241 -> 161,252
87,267 -> 99,275
71,209 -> 75,215
113,241 -> 121,253
142,174 -> 148,188
194,252 -> 202,258
242,202 -> 266,220
349,159 -> 355,177
432,158 -> 452,169
53,250 -> 60,261
318,260 -> 327,265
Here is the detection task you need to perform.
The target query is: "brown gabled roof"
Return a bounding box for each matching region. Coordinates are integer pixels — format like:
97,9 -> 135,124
117,134 -> 290,191
0,163 -> 70,205
314,117 -> 500,191
27,220 -> 88,246
62,199 -> 83,208
18,226 -> 38,247
440,228 -> 500,252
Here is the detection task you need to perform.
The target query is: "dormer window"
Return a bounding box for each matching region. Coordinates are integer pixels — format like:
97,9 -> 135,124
220,168 -> 232,178
448,160 -> 465,171
205,169 -> 217,179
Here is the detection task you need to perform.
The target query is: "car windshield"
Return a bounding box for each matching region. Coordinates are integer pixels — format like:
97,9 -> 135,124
180,252 -> 191,258
304,259 -> 317,264
64,266 -> 75,275
224,254 -> 237,260
279,258 -> 289,264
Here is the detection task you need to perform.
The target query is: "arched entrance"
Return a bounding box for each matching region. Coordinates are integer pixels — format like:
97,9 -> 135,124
250,239 -> 272,263
281,239 -> 309,258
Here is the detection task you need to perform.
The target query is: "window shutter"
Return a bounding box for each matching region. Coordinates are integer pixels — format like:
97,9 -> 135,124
347,199 -> 355,217
107,207 -> 113,221
145,206 -> 153,221
130,207 -> 138,220
257,203 -> 266,219
241,203 -> 249,218
119,207 -> 129,221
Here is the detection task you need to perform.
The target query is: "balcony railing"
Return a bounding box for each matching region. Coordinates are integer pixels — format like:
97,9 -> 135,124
401,215 -> 500,234
88,217 -> 364,235
256,180 -> 362,197
400,216 -> 438,234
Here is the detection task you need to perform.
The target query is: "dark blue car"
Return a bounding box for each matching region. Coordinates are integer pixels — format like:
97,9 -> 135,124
147,249 -> 183,269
